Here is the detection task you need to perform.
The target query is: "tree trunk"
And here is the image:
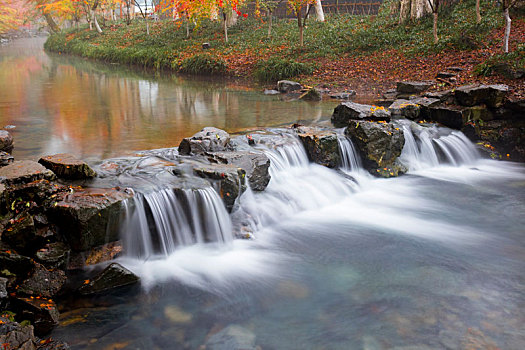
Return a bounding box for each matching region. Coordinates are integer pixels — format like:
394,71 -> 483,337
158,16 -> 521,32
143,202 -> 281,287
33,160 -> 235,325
297,13 -> 303,46
313,0 -> 325,21
223,12 -> 228,43
268,10 -> 273,38
92,10 -> 103,33
476,0 -> 481,23
503,7 -> 511,53
433,12 -> 438,43
43,12 -> 60,33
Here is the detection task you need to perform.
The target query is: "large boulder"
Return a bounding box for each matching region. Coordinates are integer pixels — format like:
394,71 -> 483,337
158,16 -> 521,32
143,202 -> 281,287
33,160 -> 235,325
454,84 -> 509,108
427,105 -> 467,129
38,154 -> 96,180
0,316 -> 36,350
293,126 -> 340,168
345,121 -> 406,177
48,187 -> 133,251
331,102 -> 391,128
206,151 -> 270,191
178,127 -> 233,155
78,262 -> 139,295
277,80 -> 302,93
10,296 -> 59,335
0,250 -> 34,279
0,161 -> 55,185
396,81 -> 433,94
2,214 -> 39,254
35,242 -> 70,270
388,99 -> 421,120
299,88 -> 322,101
18,264 -> 66,298
0,130 -> 13,153
193,164 -> 246,211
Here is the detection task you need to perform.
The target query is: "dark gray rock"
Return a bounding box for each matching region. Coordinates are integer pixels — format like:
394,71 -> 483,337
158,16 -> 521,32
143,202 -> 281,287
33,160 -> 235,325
410,97 -> 441,119
454,84 -> 509,108
205,324 -> 256,350
428,105 -> 471,129
35,242 -> 70,270
331,102 -> 391,128
0,316 -> 36,350
263,89 -> 280,95
11,296 -> 59,335
0,277 -> 7,300
206,151 -> 270,191
193,164 -> 246,211
293,126 -> 340,168
299,88 -> 321,101
38,153 -> 96,180
48,187 -> 133,251
178,127 -> 233,155
0,130 -> 13,153
423,90 -> 455,103
0,161 -> 55,185
388,99 -> 420,120
0,151 -> 14,167
277,80 -> 302,93
464,106 -> 494,122
18,264 -> 66,298
79,262 -> 139,295
345,120 -> 406,177
492,63 -> 525,79
436,71 -> 456,79
2,215 -> 39,254
330,91 -> 356,99
0,251 -> 34,278
396,81 -> 433,94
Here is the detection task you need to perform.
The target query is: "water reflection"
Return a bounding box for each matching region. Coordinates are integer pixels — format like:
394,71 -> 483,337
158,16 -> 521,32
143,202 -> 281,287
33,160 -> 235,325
0,38 -> 335,160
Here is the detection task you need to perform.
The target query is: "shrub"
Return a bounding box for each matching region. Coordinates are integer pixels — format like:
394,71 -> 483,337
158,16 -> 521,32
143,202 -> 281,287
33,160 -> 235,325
179,54 -> 227,75
253,57 -> 315,82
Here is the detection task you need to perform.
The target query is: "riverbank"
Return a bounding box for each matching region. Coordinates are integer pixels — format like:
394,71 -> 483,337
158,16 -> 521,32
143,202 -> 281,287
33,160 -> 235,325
44,0 -> 525,98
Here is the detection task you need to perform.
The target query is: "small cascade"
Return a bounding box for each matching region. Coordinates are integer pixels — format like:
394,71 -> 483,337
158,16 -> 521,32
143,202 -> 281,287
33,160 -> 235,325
399,121 -> 480,171
336,133 -> 362,173
122,187 -> 233,259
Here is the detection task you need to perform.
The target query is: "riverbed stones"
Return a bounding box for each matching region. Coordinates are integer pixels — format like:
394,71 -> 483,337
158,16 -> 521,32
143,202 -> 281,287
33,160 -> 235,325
78,263 -> 139,295
388,99 -> 420,120
454,84 -> 509,108
18,263 -> 66,298
345,120 -> 406,177
35,242 -> 70,270
0,161 -> 55,185
331,102 -> 391,128
206,151 -> 270,191
178,127 -> 233,155
205,324 -> 256,350
2,214 -> 38,254
193,164 -> 246,211
0,152 -> 14,167
0,131 -> 13,153
11,296 -> 59,335
38,154 -> 96,180
0,316 -> 36,349
48,187 -> 133,251
299,88 -> 322,101
396,81 -> 433,94
277,80 -> 302,93
0,250 -> 34,278
294,126 -> 340,168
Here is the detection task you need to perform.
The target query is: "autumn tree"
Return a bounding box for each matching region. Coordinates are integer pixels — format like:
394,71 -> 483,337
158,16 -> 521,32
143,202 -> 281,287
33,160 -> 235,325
217,0 -> 247,43
0,0 -> 23,34
256,0 -> 283,38
288,0 -> 316,46
475,0 -> 481,23
501,0 -> 517,53
426,0 -> 439,43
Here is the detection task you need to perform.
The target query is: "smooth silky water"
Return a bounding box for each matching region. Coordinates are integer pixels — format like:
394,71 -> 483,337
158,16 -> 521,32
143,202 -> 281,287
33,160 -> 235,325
2,39 -> 524,349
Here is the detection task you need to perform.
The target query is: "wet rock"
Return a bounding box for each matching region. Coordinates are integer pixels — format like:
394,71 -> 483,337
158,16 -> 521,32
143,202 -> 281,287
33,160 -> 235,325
396,81 -> 433,94
294,126 -> 340,168
5,180 -> 65,210
18,264 -> 66,298
178,127 -> 233,155
464,106 -> 494,122
35,242 -> 70,270
505,98 -> 525,114
331,102 -> 391,128
38,154 -> 96,180
263,89 -> 280,95
206,151 -> 270,191
428,105 -> 467,129
0,130 -> 13,153
0,151 -> 14,167
423,89 -> 454,103
436,71 -> 456,79
0,161 -> 55,186
11,296 -> 59,335
345,120 -> 406,177
193,164 -> 246,211
78,262 -> 139,295
0,250 -> 34,278
205,324 -> 256,350
454,84 -> 509,108
36,338 -> 70,350
0,316 -> 36,350
68,241 -> 122,269
164,305 -> 193,324
277,80 -> 302,93
299,88 -> 321,101
2,214 -> 39,254
0,277 -> 7,300
48,187 -> 133,251
410,97 -> 441,119
388,99 -> 420,120
330,91 -> 356,100
491,62 -> 525,79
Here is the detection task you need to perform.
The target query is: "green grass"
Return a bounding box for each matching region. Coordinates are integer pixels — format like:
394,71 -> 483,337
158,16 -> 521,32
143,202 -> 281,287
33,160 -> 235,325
253,57 -> 315,82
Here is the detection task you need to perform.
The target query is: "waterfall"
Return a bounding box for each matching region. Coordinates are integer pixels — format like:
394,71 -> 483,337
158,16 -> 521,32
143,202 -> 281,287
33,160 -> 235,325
399,121 -> 480,171
336,132 -> 362,173
121,187 -> 233,259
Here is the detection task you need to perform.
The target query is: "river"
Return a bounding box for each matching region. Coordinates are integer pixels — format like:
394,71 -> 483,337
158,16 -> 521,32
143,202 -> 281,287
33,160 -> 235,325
2,38 -> 525,350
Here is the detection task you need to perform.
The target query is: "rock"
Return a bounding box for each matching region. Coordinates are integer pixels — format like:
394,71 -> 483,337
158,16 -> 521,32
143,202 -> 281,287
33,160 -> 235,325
18,264 -> 66,298
0,277 -> 7,300
0,151 -> 14,167
164,305 -> 193,324
505,98 -> 525,114
202,42 -> 210,49
330,91 -> 356,99
382,88 -> 398,101
294,126 -> 340,168
205,324 -> 256,350
423,90 -> 454,103
345,120 -> 406,177
2,215 -> 39,254
447,66 -> 464,72
492,63 -> 525,79
0,130 -> 13,153
410,97 -> 441,119
299,88 -> 322,101
0,250 -> 34,278
396,81 -> 433,94
0,161 -> 55,186
428,105 -> 467,129
5,180 -> 65,210
206,151 -> 270,191
193,164 -> 246,211
436,71 -> 456,79
454,84 -> 509,108
277,80 -> 302,93
38,154 -> 96,180
178,127 -> 233,155
11,296 -> 59,335
35,242 -> 70,270
68,241 -> 122,269
464,106 -> 494,122
388,99 -> 420,120
0,316 -> 36,350
331,102 -> 391,128
48,187 -> 133,251
263,89 -> 280,95
78,262 -> 139,295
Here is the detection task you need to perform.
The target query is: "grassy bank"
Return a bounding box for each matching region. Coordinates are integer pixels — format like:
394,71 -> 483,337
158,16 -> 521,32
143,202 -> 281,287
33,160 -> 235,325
44,0 -> 524,95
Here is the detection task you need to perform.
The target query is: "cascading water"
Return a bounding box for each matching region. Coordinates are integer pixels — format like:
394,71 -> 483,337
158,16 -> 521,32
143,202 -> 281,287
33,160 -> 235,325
121,187 -> 233,259
398,120 -> 480,171
336,131 -> 362,173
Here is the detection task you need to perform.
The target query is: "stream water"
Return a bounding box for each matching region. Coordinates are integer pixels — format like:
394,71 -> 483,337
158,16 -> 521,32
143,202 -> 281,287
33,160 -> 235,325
1,39 -> 525,349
